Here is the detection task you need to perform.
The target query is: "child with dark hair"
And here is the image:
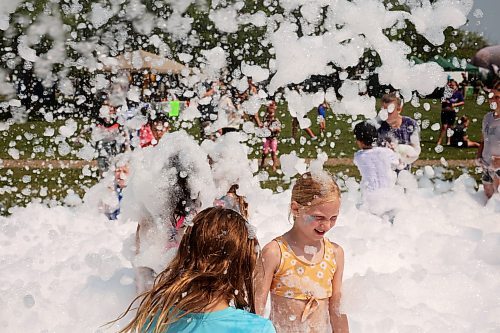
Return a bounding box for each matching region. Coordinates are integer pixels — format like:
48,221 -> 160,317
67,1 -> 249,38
317,101 -> 329,134
139,109 -> 169,148
134,154 -> 201,294
450,116 -> 480,148
353,121 -> 399,192
438,80 -> 464,145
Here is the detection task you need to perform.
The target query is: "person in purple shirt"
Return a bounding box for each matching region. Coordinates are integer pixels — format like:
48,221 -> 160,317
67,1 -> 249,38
438,80 -> 465,146
377,93 -> 421,170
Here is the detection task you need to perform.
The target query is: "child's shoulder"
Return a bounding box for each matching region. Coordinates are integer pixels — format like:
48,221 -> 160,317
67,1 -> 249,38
325,238 -> 344,257
325,238 -> 343,250
402,116 -> 418,127
355,147 -> 389,157
262,238 -> 283,259
260,239 -> 283,273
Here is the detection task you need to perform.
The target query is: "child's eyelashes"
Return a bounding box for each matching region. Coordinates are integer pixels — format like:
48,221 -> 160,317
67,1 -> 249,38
313,216 -> 337,222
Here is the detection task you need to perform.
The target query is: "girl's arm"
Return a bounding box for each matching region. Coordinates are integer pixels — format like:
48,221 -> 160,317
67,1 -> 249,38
329,244 -> 349,333
254,241 -> 280,316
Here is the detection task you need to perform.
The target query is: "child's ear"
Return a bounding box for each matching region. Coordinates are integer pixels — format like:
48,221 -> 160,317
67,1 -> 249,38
290,201 -> 300,217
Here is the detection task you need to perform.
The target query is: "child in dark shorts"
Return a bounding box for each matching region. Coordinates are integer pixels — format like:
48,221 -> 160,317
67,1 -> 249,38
450,116 -> 479,148
438,80 -> 464,145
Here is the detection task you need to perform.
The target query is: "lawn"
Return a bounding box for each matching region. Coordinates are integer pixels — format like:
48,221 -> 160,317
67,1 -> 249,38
0,96 -> 490,161
258,95 -> 488,161
0,95 -> 490,214
0,166 -> 98,215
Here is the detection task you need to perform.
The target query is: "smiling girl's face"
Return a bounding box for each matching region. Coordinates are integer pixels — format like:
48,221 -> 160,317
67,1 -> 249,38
292,199 -> 340,241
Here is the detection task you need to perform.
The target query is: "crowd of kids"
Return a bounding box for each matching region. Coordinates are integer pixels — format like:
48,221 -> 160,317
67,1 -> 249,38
103,76 -> 499,333
353,82 -> 499,203
115,171 -> 349,333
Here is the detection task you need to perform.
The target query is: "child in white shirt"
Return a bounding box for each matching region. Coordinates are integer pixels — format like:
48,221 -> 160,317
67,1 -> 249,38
353,121 -> 399,192
353,121 -> 401,219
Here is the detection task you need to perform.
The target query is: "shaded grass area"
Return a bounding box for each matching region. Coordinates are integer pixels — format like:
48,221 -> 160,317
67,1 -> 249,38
0,97 -> 489,161
0,166 -> 98,215
0,117 -> 91,160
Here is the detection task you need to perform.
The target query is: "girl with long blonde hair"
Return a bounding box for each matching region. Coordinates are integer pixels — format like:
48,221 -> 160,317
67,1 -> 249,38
117,206 -> 275,333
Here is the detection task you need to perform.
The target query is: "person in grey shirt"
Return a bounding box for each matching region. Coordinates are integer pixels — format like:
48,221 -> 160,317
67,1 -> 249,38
477,82 -> 500,200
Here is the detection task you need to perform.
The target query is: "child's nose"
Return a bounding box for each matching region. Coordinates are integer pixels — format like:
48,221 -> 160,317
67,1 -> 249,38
319,220 -> 332,228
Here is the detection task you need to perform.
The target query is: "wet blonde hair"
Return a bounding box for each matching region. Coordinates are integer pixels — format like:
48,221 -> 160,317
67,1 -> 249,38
115,207 -> 259,333
291,171 -> 341,208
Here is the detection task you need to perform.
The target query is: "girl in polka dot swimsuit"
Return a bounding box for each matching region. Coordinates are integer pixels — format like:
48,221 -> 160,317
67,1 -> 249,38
255,172 -> 349,333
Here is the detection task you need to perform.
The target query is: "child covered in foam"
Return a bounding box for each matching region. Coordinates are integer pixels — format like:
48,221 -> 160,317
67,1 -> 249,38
119,131 -> 216,293
353,121 -> 403,218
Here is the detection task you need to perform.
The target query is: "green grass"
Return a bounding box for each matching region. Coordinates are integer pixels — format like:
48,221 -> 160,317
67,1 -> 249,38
0,96 -> 489,161
174,96 -> 488,161
0,166 -> 98,215
0,96 -> 489,214
0,117 -> 91,160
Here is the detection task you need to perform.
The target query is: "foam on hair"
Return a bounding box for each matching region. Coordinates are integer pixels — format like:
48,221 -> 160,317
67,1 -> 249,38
291,171 -> 340,207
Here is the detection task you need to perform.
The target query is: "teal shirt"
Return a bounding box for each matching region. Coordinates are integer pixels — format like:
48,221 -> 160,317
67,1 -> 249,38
145,307 -> 276,333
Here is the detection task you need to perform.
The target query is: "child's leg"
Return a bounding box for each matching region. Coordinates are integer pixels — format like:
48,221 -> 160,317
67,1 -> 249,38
437,124 -> 447,145
465,138 -> 480,148
305,127 -> 316,138
271,139 -> 279,171
292,118 -> 298,138
260,153 -> 267,168
261,139 -> 270,168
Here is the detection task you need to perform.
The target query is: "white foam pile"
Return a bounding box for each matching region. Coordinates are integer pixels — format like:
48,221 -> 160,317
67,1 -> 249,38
1,133 -> 499,332
1,0 -> 498,332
